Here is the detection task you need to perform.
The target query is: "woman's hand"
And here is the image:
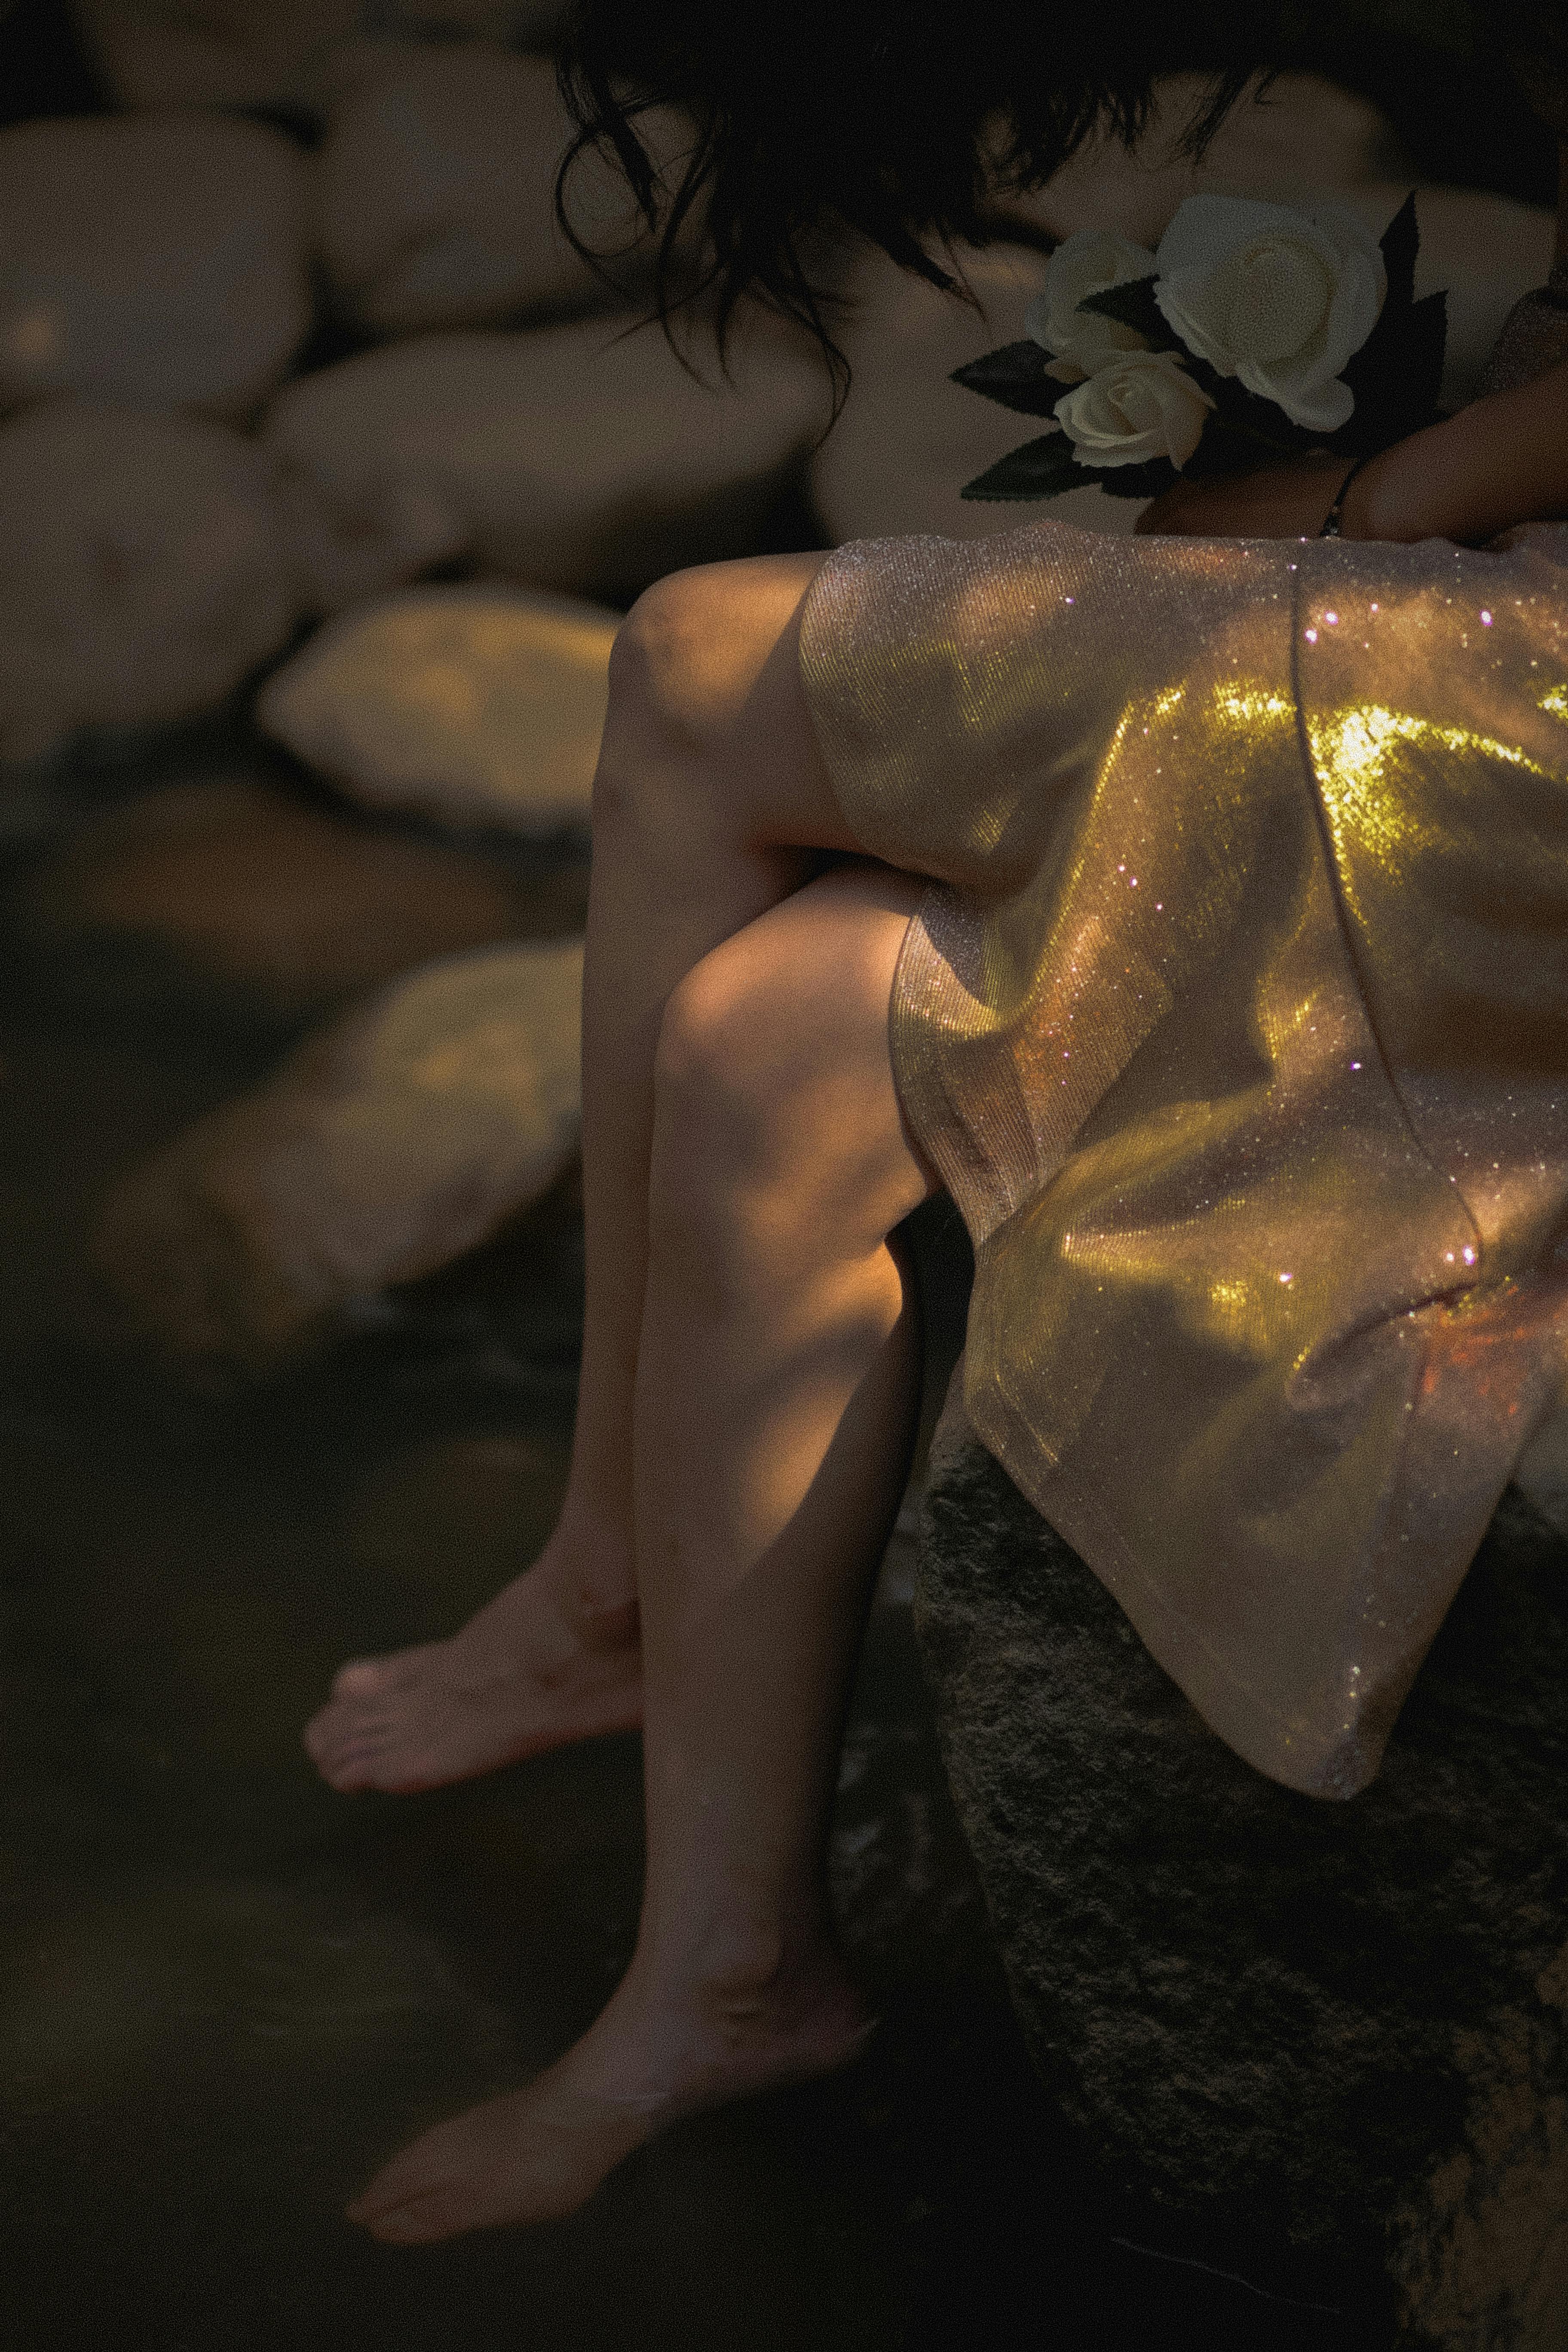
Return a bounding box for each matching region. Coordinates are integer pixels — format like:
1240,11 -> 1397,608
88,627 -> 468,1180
1136,354 -> 1568,545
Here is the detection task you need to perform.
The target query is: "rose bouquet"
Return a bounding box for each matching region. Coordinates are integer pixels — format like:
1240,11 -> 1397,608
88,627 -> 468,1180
953,192 -> 1447,500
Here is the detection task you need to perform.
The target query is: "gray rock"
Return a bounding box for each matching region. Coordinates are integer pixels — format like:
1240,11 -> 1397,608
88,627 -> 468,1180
913,1395 -> 1568,2349
0,404 -> 302,768
0,114 -> 312,421
265,307 -> 832,611
93,935 -> 584,1372
68,0 -> 570,115
316,46 -> 694,335
256,582 -> 615,837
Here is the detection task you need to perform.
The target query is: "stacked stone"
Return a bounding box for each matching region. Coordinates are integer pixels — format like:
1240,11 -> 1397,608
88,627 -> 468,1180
2,2 -> 835,1365
3,25 -> 1556,1375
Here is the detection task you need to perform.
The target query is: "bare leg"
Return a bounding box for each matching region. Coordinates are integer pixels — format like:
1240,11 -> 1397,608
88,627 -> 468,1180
349,863 -> 935,2239
306,554 -> 851,1794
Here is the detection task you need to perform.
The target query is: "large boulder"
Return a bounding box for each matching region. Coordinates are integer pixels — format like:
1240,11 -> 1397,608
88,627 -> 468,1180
67,0 -> 569,115
18,775 -> 542,1022
264,308 -> 831,609
257,583 -> 615,836
315,43 -> 695,335
0,113 -> 311,422
93,936 -> 585,1371
810,243 -> 1148,546
915,1391 -> 1568,2349
0,403 -> 301,769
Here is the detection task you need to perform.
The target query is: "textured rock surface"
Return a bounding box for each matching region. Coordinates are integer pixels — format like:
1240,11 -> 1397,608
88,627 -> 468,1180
0,403 -> 301,767
316,45 -> 693,334
914,1399 -> 1568,2348
810,242 -> 1147,546
0,113 -> 311,420
19,776 -> 537,1019
266,308 -> 830,609
68,0 -> 569,114
94,935 -> 584,1369
257,582 -> 614,835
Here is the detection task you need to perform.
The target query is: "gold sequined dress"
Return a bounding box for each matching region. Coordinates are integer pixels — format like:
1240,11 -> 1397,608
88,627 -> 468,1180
798,520 -> 1568,1797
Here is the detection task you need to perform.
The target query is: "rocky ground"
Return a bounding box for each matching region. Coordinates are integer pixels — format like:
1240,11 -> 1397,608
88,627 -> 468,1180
0,716 -> 1382,2352
0,3 -> 1557,2343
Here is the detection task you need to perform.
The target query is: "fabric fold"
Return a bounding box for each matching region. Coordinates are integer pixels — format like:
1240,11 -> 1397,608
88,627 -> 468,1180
799,520 -> 1568,1795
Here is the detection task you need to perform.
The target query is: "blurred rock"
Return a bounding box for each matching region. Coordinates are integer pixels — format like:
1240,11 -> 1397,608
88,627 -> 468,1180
20,775 -> 540,1019
257,582 -> 615,836
317,44 -> 695,335
0,113 -> 311,421
265,307 -> 830,608
69,0 -> 361,112
916,1400 -> 1568,2346
0,403 -> 301,769
367,0 -> 569,46
67,0 -> 569,114
811,244 -> 1148,546
980,71 -> 1405,251
94,936 -> 585,1369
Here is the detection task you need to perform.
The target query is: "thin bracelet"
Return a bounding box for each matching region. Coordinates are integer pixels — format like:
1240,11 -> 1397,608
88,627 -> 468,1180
1318,454 -> 1372,539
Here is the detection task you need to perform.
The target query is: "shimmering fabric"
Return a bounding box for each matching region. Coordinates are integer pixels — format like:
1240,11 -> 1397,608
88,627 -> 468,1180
799,521 -> 1568,1796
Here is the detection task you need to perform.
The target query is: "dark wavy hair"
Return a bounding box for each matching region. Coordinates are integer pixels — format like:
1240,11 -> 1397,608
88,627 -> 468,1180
553,1 -> 1264,400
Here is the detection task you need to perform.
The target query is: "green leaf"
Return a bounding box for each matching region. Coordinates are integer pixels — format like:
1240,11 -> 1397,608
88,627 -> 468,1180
1076,276 -> 1178,350
960,433 -> 1091,500
950,340 -> 1066,418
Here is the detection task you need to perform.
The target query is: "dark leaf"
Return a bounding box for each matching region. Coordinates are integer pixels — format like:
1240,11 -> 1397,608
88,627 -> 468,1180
1403,288 -> 1450,418
1378,190 -> 1420,315
950,339 -> 1067,418
1094,456 -> 1179,499
1077,276 -> 1179,350
960,433 -> 1094,501
1199,376 -> 1320,459
1181,416 -> 1308,481
1330,288 -> 1447,455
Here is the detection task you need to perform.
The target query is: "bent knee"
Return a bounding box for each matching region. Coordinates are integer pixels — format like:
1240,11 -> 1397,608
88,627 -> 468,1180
652,952 -> 780,1188
649,890 -> 928,1259
596,555 -> 825,825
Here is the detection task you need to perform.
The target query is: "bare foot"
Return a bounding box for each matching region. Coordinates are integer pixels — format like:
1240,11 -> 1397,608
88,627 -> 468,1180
303,1540 -> 643,1795
347,1947 -> 874,2242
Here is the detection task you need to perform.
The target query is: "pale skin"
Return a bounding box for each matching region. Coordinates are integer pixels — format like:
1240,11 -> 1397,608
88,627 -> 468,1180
307,185 -> 1568,2242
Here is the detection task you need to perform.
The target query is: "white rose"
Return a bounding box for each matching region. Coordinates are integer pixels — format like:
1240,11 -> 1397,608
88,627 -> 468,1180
1153,193 -> 1386,433
1054,349 -> 1215,468
1024,227 -> 1158,380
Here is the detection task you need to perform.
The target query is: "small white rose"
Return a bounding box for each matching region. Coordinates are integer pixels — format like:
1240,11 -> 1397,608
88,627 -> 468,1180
1024,227 -> 1158,380
1153,193 -> 1386,433
1054,348 -> 1215,469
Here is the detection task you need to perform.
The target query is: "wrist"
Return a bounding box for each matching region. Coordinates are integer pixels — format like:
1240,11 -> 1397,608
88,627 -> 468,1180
1332,445 -> 1400,540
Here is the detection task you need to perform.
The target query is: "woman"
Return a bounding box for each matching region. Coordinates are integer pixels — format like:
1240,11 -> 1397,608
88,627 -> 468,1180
304,0 -> 1568,2242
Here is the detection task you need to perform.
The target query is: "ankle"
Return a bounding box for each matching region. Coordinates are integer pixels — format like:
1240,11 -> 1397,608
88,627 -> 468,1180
638,1912 -> 841,2026
539,1511 -> 638,1650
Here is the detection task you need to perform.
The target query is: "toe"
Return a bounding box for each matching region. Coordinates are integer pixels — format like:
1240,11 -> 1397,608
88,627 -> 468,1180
330,1656 -> 406,1702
